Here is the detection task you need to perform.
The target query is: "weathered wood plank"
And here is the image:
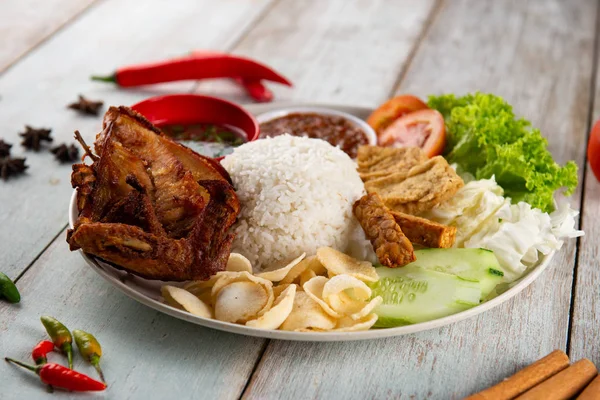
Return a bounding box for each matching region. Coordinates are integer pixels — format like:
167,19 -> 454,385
243,1 -> 595,399
0,230 -> 266,399
569,6 -> 600,366
194,0 -> 437,106
0,0 -> 98,73
0,0 -> 276,279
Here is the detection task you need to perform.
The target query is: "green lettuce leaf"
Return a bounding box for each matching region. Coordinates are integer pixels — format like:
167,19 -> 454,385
427,93 -> 578,212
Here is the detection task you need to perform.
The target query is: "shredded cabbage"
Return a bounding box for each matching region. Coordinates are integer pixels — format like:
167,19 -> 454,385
421,177 -> 583,282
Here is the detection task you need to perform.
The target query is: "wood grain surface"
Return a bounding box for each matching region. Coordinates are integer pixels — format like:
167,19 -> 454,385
1,0 -> 598,398
0,0 -> 275,279
570,1 -> 600,366
194,0 -> 438,106
243,1 -> 596,398
0,0 -> 98,73
0,230 -> 266,399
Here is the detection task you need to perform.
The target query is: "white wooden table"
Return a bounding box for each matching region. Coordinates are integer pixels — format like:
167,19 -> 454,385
0,0 -> 597,398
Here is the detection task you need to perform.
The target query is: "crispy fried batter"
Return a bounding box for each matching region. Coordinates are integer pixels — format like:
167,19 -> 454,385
364,155 -> 464,214
71,163 -> 95,213
353,193 -> 415,268
357,145 -> 427,182
391,211 -> 456,248
68,106 -> 240,281
69,222 -> 196,280
99,107 -> 230,184
101,187 -> 166,237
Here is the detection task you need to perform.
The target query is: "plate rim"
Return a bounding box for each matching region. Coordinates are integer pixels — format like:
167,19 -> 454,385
68,102 -> 557,342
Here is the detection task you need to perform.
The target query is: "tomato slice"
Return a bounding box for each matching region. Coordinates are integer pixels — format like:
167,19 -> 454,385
378,109 -> 446,157
367,95 -> 429,135
588,120 -> 600,181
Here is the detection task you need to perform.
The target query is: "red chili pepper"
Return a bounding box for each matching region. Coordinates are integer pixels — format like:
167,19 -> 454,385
91,54 -> 292,89
31,340 -> 54,365
189,51 -> 275,102
5,358 -> 106,392
233,77 -> 273,102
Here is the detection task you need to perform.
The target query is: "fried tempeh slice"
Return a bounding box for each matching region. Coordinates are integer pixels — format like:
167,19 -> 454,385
357,145 -> 427,182
390,211 -> 456,248
353,193 -> 415,268
365,156 -> 464,215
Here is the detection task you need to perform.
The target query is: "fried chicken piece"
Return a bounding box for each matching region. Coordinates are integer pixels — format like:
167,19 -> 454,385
70,181 -> 239,281
69,222 -> 196,280
391,211 -> 456,248
187,180 -> 240,279
353,193 -> 415,268
365,156 -> 464,214
357,146 -> 427,182
68,106 -> 240,281
99,110 -> 209,239
99,107 -> 230,184
71,163 -> 96,213
90,137 -> 154,222
101,181 -> 166,237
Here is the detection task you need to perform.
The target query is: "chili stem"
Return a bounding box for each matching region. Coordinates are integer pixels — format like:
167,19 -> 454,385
66,345 -> 73,369
91,74 -> 117,83
6,357 -> 53,391
5,357 -> 38,373
93,364 -> 106,383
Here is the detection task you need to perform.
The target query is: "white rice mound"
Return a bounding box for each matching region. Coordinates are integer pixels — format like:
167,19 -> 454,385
221,135 -> 367,269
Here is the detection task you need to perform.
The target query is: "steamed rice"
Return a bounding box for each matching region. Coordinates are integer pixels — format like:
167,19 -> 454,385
221,135 -> 366,269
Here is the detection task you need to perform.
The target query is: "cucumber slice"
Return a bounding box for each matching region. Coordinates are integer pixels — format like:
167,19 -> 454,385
370,248 -> 506,327
372,265 -> 481,327
408,248 -> 505,298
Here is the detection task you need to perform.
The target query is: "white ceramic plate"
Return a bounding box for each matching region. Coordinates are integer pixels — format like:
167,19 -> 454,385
69,103 -> 555,342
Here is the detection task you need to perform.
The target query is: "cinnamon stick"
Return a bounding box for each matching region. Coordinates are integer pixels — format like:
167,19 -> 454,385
465,350 -> 569,400
578,374 -> 600,400
516,359 -> 597,400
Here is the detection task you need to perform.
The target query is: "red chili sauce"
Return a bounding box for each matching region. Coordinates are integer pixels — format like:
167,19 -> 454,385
259,113 -> 369,158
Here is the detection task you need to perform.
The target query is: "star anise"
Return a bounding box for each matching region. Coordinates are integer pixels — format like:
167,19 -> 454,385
0,139 -> 12,157
0,157 -> 27,181
51,143 -> 80,163
68,95 -> 104,116
20,126 -> 53,151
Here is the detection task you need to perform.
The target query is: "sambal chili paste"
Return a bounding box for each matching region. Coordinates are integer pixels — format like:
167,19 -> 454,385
259,113 -> 369,158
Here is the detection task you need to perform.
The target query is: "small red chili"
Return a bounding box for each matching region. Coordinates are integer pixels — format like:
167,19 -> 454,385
31,340 -> 54,365
40,316 -> 73,369
5,358 -> 106,392
91,54 -> 292,90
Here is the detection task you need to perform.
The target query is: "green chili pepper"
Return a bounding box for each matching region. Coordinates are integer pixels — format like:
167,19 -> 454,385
0,272 -> 20,303
40,316 -> 73,369
73,330 -> 105,383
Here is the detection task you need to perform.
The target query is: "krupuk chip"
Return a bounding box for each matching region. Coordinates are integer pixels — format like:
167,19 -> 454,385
316,247 -> 379,282
280,291 -> 336,331
247,284 -> 297,330
161,285 -> 212,318
214,281 -> 268,323
257,253 -> 306,282
226,253 -> 253,273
